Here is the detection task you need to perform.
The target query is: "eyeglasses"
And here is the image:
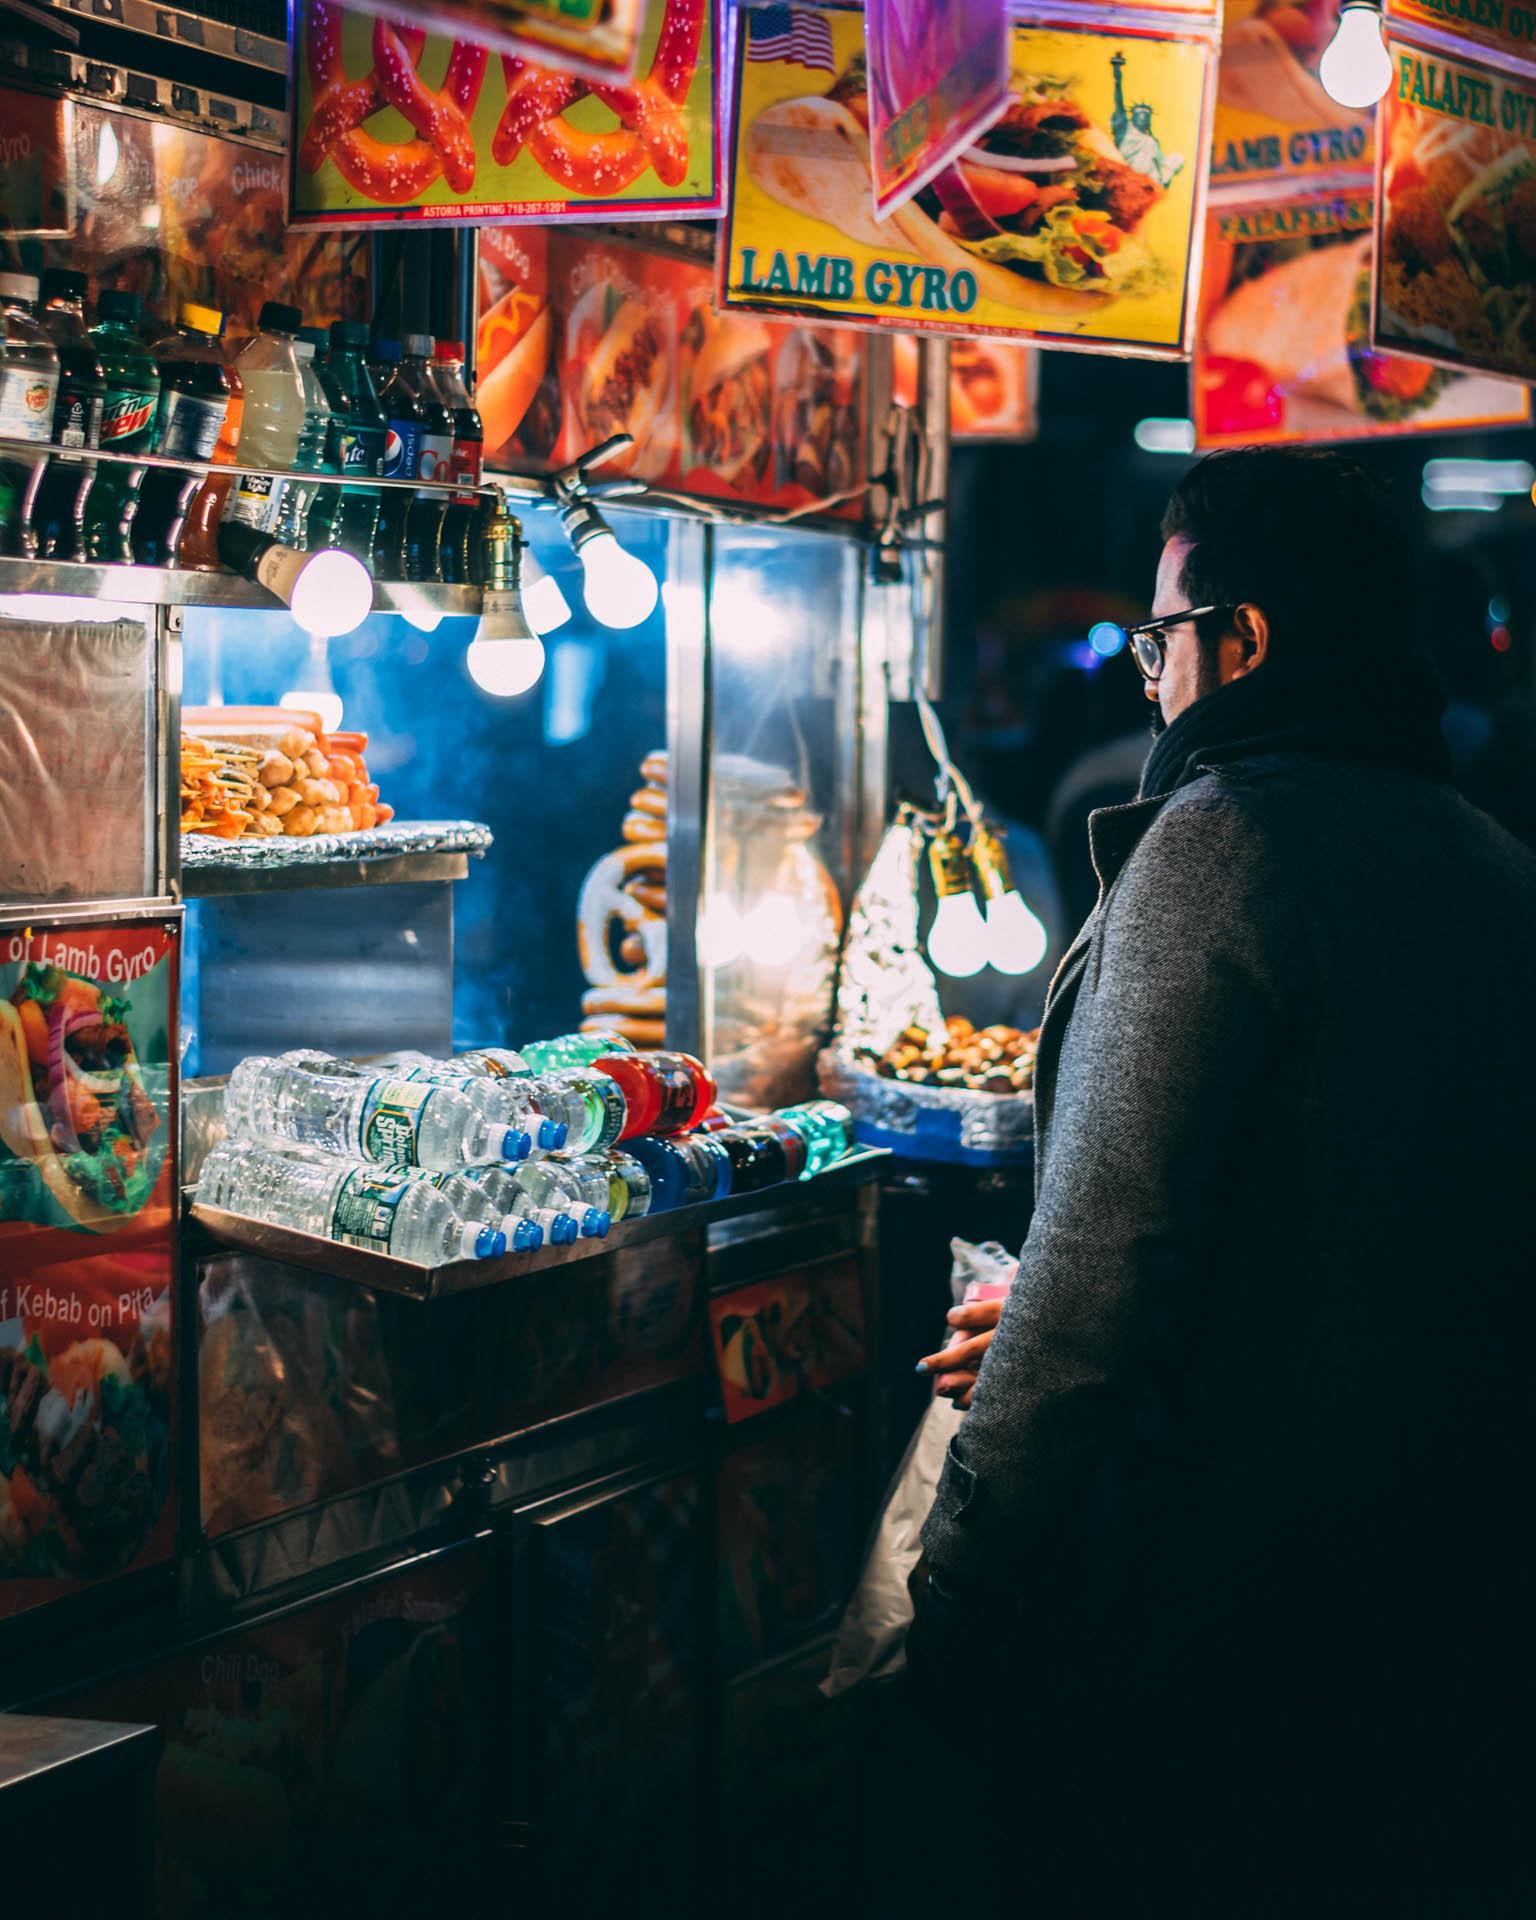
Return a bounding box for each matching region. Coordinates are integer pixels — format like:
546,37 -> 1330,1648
1124,604 -> 1234,682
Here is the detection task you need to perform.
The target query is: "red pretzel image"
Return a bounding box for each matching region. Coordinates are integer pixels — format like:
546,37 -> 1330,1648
301,3 -> 487,203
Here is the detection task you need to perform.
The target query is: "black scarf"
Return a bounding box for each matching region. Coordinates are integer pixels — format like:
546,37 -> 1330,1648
1140,654 -> 1451,802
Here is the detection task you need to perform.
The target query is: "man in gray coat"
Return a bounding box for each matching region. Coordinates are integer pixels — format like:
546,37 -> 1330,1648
908,450 -> 1535,1909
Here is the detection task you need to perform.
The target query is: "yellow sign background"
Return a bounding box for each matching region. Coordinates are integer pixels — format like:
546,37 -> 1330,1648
723,12 -> 1214,356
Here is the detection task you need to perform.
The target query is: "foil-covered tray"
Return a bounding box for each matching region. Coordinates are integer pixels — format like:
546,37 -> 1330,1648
182,819 -> 494,869
818,1048 -> 1035,1167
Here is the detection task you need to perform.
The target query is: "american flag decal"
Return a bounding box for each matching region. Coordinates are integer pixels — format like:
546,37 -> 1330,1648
747,5 -> 836,73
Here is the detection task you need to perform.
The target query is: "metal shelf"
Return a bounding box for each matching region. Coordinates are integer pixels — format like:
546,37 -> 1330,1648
182,848 -> 472,896
40,0 -> 288,73
0,555 -> 484,616
190,1149 -> 890,1301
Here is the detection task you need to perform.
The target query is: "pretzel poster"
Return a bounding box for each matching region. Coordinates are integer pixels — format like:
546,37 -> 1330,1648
476,225 -> 868,512
723,7 -> 1217,357
1195,188 -> 1528,443
0,918 -> 177,1618
290,0 -> 721,227
1374,36 -> 1536,381
342,0 -> 651,83
1212,0 -> 1375,187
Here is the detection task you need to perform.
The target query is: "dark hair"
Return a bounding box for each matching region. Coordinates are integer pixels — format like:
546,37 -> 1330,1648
1160,448 -> 1416,674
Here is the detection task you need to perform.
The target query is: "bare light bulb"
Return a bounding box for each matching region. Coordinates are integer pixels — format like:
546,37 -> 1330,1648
986,890 -> 1049,975
927,890 -> 989,978
697,891 -> 746,968
578,529 -> 660,629
288,548 -> 374,639
1318,3 -> 1392,109
523,547 -> 573,635
466,633 -> 546,697
744,891 -> 808,968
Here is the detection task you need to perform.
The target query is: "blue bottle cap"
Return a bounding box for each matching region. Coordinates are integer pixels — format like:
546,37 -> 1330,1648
501,1126 -> 532,1162
552,1212 -> 579,1246
510,1217 -> 543,1253
579,1207 -> 609,1239
553,1120 -> 569,1149
474,1226 -> 508,1260
537,1117 -> 564,1151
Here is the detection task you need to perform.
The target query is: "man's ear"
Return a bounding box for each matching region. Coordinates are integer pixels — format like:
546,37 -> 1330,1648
1222,603 -> 1270,682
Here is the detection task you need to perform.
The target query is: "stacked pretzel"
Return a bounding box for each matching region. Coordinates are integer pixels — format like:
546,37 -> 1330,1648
576,749 -> 668,1046
300,0 -> 706,206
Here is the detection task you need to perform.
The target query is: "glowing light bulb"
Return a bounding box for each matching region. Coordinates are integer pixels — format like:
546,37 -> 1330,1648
281,688 -> 344,732
578,530 -> 659,629
986,890 -> 1049,975
287,548 -> 373,639
523,547 -> 573,635
466,634 -> 546,697
927,890 -> 989,978
399,601 -> 443,633
697,891 -> 746,968
1318,4 -> 1392,109
744,891 -> 809,968
96,121 -> 120,188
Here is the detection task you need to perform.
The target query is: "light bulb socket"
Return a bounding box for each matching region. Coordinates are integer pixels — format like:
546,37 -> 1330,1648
217,519 -> 290,591
928,831 -> 975,902
479,495 -> 523,593
971,827 -> 1014,902
559,496 -> 614,555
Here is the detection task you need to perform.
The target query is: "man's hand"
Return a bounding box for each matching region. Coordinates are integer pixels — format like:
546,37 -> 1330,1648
917,1297 -> 1005,1409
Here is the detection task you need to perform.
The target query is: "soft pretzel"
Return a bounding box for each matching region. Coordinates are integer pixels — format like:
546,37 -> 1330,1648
581,1014 -> 666,1046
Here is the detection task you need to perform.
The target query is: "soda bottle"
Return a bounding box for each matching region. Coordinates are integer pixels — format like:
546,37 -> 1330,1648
594,1051 -> 717,1140
222,300 -> 305,535
324,320 -> 386,568
273,337 -> 335,551
82,289 -> 160,565
177,315 -> 246,571
774,1100 -> 853,1178
404,334 -> 453,583
0,272 -> 60,556
627,1134 -> 732,1212
519,1030 -> 636,1073
509,1161 -> 609,1239
30,270 -> 105,560
710,1123 -> 793,1194
374,340 -> 421,581
132,303 -> 230,565
433,339 -> 482,583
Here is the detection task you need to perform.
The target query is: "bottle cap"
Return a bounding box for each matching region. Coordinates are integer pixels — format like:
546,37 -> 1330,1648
580,1208 -> 612,1239
466,1224 -> 508,1261
536,1116 -> 566,1152
258,300 -> 302,334
403,332 -> 435,358
180,301 -> 224,335
376,337 -> 401,363
550,1212 -> 579,1246
41,268 -> 87,303
0,271 -> 40,303
294,339 -> 315,360
434,339 -> 464,362
499,1126 -> 532,1162
96,288 -> 142,325
330,319 -> 370,350
508,1216 -> 543,1253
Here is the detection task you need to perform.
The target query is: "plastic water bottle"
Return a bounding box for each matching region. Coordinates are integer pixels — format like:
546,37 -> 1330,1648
223,301 -> 306,534
272,339 -> 334,550
509,1161 -> 610,1238
451,1046 -> 532,1077
775,1100 -> 853,1178
555,1149 -> 651,1222
519,1030 -> 636,1073
541,1069 -> 626,1154
378,1053 -> 564,1151
197,1140 -> 506,1261
0,272 -> 60,554
436,1163 -> 579,1245
225,1056 -> 525,1170
425,1168 -> 544,1252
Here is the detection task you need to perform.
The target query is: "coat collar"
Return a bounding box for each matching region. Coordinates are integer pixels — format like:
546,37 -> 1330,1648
1088,794 -> 1169,895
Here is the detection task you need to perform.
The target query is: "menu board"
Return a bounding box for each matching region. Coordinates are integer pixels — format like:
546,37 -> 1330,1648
723,6 -> 1216,358
342,0 -> 650,81
1385,0 -> 1536,68
477,225 -> 867,512
0,918 -> 177,1618
289,0 -> 721,227
1196,187 -> 1528,443
1212,0 -> 1374,186
893,331 -> 1039,438
865,0 -> 1011,216
1374,36 -> 1536,381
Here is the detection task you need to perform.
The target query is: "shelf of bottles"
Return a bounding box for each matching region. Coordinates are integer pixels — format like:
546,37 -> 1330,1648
190,1148 -> 888,1301
0,549 -> 489,617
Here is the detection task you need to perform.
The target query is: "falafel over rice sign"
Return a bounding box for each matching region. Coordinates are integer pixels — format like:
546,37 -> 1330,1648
722,6 -> 1217,357
1373,36 -> 1536,382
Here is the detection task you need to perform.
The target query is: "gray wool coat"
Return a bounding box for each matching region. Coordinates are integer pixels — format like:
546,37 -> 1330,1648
918,748 -> 1536,1712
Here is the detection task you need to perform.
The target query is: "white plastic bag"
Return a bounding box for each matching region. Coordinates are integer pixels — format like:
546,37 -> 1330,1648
822,1238 -> 1017,1697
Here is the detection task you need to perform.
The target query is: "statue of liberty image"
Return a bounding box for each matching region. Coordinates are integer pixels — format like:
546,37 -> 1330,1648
1110,50 -> 1184,189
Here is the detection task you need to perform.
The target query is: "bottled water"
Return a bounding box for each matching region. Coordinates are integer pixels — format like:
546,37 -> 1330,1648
445,1162 -> 580,1247
379,1051 -> 564,1150
273,338 -> 336,549
225,1055 -> 525,1171
426,1168 -> 544,1252
197,1141 -> 506,1262
551,1150 -> 651,1222
540,1069 -> 626,1154
451,1046 -> 531,1077
223,302 -> 305,533
512,1161 -> 610,1238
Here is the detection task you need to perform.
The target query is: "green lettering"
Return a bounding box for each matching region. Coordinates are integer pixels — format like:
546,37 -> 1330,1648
828,256 -> 854,300
765,250 -> 792,293
794,252 -> 828,298
866,260 -> 895,305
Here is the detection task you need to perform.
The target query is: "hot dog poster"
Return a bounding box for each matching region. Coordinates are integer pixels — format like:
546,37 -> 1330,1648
1212,0 -> 1375,187
477,225 -> 868,512
289,0 -> 721,228
1195,187 -> 1529,443
892,331 -> 1040,438
0,918 -> 177,1615
1374,36 -> 1536,382
722,6 -> 1217,357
